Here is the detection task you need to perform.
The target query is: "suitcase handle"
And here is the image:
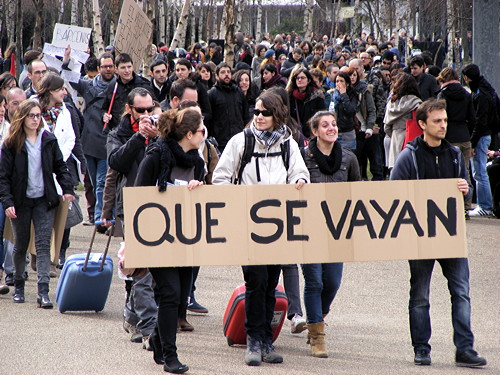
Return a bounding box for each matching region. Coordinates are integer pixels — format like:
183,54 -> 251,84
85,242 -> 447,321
83,221 -> 116,272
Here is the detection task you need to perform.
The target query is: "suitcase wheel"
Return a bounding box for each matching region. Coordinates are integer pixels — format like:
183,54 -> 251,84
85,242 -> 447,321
227,336 -> 235,346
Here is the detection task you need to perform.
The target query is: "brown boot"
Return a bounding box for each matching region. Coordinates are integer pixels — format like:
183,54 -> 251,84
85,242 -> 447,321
306,321 -> 328,358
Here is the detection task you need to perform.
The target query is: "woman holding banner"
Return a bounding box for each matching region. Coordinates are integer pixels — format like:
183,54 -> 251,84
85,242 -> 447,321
212,90 -> 309,367
134,107 -> 206,374
300,110 -> 361,358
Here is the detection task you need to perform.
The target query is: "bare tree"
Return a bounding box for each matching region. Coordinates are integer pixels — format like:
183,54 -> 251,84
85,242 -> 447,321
71,0 -> 79,25
169,0 -> 192,51
255,0 -> 263,42
31,0 -> 44,49
303,0 -> 315,41
223,0 -> 236,67
6,0 -> 16,44
92,0 -> 105,56
158,0 -> 167,43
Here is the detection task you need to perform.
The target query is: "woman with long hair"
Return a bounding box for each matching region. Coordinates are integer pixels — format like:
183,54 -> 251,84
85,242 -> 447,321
251,44 -> 268,87
37,73 -> 86,268
287,67 -> 326,139
260,64 -> 287,91
0,94 -> 9,294
0,100 -> 75,307
301,110 -> 360,358
383,72 -> 422,168
0,72 -> 18,97
213,91 -> 309,367
233,69 -> 260,119
135,107 -> 206,374
195,63 -> 215,90
331,71 -> 358,151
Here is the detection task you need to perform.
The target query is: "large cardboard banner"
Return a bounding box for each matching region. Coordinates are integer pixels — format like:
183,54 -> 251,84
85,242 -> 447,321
52,23 -> 92,51
123,180 -> 467,268
114,0 -> 153,72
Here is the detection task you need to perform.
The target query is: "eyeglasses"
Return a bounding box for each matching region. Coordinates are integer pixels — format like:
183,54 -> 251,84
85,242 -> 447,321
27,113 -> 42,120
100,65 -> 114,69
131,104 -> 155,114
196,128 -> 206,136
253,109 -> 273,117
33,70 -> 47,76
296,76 -> 308,81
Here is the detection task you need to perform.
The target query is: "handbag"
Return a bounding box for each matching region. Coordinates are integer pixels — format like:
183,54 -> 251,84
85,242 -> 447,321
117,241 -> 147,279
402,110 -> 422,150
65,194 -> 83,229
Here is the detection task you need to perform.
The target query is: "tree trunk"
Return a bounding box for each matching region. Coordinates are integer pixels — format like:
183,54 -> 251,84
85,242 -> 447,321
158,0 -> 166,43
71,0 -> 79,25
169,0 -> 192,51
235,0 -> 246,34
445,0 -> 455,67
189,3 -> 196,46
255,0 -> 263,42
92,0 -> 106,56
303,0 -> 314,41
223,0 -> 236,67
15,0 -> 23,79
197,6 -> 204,41
6,0 -> 16,45
32,0 -> 44,50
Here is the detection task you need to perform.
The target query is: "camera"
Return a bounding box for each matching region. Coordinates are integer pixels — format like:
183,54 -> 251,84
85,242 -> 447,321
149,114 -> 159,126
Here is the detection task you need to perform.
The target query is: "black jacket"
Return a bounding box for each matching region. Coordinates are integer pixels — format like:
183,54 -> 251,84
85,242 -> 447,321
151,78 -> 169,103
106,114 -> 154,217
335,91 -> 358,134
415,72 -> 439,101
469,76 -> 495,147
289,88 -> 326,138
208,81 -> 249,149
437,82 -> 476,144
101,72 -> 153,132
280,54 -> 308,78
0,131 -> 74,210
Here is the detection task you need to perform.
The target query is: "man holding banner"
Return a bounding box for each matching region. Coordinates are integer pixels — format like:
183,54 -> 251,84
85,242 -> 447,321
391,98 -> 487,368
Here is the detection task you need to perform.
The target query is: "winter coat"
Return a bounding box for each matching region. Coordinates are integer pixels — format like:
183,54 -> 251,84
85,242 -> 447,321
251,56 -> 264,83
353,81 -> 376,133
0,131 -> 74,211
280,54 -> 308,78
303,143 -> 361,183
208,81 -> 249,150
415,72 -> 439,101
391,136 -> 472,202
469,76 -> 495,148
289,88 -> 327,138
437,82 -> 475,144
383,94 -> 422,168
334,90 -> 358,134
67,71 -> 116,160
106,114 -> 152,217
101,72 -> 153,131
212,124 -> 310,186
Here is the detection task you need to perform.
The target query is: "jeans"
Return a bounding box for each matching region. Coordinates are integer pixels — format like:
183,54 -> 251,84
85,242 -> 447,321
86,155 -> 108,222
451,141 -> 472,210
11,197 -> 56,285
337,133 -> 356,151
356,133 -> 384,181
281,264 -> 303,319
471,135 -> 493,210
242,265 -> 281,341
149,267 -> 192,363
301,263 -> 344,323
124,271 -> 157,336
408,258 -> 474,353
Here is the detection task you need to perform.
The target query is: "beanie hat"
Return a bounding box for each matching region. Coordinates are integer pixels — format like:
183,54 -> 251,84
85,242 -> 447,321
264,49 -> 275,59
381,50 -> 395,62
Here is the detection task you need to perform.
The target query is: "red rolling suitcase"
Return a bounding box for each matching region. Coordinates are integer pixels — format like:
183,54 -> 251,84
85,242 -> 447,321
223,284 -> 288,346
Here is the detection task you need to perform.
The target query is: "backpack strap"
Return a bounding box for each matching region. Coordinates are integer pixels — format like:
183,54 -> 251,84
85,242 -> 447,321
236,128 -> 255,184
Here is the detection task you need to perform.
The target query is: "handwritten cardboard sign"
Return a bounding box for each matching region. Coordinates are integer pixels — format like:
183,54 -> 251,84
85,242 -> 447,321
123,180 -> 467,268
114,0 -> 153,72
52,23 -> 91,51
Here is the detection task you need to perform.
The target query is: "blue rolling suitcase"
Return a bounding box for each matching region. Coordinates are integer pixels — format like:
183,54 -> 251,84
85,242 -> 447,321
56,222 -> 115,313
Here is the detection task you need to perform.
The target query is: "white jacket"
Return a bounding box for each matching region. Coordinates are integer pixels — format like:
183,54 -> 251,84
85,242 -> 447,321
213,124 -> 310,186
42,103 -> 75,162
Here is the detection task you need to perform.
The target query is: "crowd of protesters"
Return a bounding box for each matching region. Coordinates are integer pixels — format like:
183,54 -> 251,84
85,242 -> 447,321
0,27 -> 498,373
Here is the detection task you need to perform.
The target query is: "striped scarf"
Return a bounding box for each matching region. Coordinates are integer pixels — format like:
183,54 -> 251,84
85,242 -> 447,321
251,122 -> 287,148
42,103 -> 63,132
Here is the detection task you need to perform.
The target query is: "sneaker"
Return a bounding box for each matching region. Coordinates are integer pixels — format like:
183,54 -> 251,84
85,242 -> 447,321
261,341 -> 283,363
5,273 -> 14,286
414,350 -> 431,365
245,336 -> 262,366
0,284 -> 9,295
455,349 -> 487,368
82,219 -> 94,226
290,313 -> 307,334
187,300 -> 208,314
142,335 -> 152,351
123,320 -> 137,334
468,207 -> 493,217
130,332 -> 142,343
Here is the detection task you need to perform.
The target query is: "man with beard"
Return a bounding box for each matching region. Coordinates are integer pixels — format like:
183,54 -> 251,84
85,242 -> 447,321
208,62 -> 249,151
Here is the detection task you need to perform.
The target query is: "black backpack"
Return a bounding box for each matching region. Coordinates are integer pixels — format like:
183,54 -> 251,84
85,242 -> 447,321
235,128 -> 290,184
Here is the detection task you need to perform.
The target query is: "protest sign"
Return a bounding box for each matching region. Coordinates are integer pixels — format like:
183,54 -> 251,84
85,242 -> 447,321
42,54 -> 63,72
52,23 -> 91,51
123,180 -> 467,268
114,0 -> 153,72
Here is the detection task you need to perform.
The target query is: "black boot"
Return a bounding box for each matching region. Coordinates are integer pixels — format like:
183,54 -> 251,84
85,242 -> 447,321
37,283 -> 53,309
150,330 -> 165,365
57,248 -> 67,269
12,278 -> 25,303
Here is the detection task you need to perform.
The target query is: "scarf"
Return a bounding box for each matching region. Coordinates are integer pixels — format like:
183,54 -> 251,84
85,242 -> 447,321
250,122 -> 287,148
157,137 -> 205,192
263,73 -> 283,89
309,137 -> 342,175
42,103 -> 63,132
292,89 -> 307,101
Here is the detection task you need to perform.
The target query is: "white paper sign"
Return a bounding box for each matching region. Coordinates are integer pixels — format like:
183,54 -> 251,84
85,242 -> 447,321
42,54 -> 63,72
61,70 -> 81,84
43,43 -> 65,58
68,59 -> 82,73
52,23 -> 92,51
70,49 -> 90,65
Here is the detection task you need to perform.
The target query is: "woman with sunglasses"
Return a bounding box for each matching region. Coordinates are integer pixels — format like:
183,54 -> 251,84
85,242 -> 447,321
300,110 -> 360,358
286,67 -> 326,140
36,73 -> 86,269
213,91 -> 309,367
134,107 -> 206,374
0,100 -> 75,307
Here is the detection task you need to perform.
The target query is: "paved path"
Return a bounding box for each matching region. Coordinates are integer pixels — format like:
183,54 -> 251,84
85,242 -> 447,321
1,198 -> 498,375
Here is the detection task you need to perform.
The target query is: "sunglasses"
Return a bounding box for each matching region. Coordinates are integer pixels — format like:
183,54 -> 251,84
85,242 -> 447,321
131,104 -> 155,114
253,109 -> 273,117
196,128 -> 206,136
